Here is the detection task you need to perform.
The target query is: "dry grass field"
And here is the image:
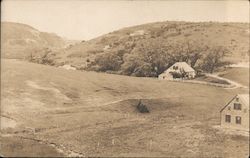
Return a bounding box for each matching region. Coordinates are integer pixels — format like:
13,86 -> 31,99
219,67 -> 249,87
1,59 -> 249,157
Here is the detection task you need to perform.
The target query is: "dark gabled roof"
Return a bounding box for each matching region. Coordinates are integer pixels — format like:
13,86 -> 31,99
220,94 -> 250,113
220,95 -> 237,113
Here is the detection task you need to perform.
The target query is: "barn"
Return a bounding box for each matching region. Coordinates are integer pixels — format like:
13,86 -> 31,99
220,94 -> 249,132
158,62 -> 196,80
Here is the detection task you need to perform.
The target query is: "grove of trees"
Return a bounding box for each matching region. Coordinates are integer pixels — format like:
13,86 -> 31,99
86,39 -> 231,77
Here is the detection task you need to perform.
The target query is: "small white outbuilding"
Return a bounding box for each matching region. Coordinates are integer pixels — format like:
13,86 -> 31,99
59,64 -> 76,70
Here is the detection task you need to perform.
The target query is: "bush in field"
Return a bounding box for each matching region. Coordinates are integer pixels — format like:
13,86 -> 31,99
137,100 -> 149,113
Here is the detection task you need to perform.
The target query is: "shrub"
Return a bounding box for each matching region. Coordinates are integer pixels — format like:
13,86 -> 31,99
137,100 -> 149,113
88,52 -> 123,71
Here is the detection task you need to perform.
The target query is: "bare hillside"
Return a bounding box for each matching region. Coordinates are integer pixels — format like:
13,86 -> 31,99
1,22 -> 66,59
59,21 -> 249,68
2,21 -> 249,77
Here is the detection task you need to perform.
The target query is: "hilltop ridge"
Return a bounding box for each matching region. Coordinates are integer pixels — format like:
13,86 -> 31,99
57,21 -> 249,76
1,22 -> 66,59
1,21 -> 249,76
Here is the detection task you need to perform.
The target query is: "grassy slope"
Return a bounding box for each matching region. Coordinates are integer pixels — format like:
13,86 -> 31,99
1,59 -> 249,157
219,67 -> 249,87
56,21 -> 249,67
0,136 -> 64,157
1,22 -> 66,59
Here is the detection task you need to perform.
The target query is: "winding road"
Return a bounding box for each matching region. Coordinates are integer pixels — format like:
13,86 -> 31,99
205,73 -> 248,89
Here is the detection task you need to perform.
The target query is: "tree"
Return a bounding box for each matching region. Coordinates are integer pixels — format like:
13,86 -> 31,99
185,41 -> 208,67
121,40 -> 171,77
133,63 -> 154,77
201,46 -> 229,73
120,53 -> 142,76
91,52 -> 123,72
28,48 -> 55,65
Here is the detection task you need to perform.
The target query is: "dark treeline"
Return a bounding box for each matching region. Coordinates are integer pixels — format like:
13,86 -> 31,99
86,40 -> 231,77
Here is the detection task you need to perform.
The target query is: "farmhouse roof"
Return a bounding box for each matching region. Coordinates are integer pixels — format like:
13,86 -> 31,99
170,62 -> 195,72
220,94 -> 249,112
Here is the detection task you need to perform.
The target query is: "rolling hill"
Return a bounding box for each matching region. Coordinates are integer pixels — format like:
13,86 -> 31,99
1,59 -> 249,157
2,21 -> 249,76
1,22 -> 67,59
54,21 -> 249,70
1,21 -> 249,157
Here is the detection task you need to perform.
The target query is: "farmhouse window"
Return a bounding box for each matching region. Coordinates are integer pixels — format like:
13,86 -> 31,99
228,106 -> 231,110
234,103 -> 241,110
236,97 -> 239,102
236,116 -> 241,124
225,115 -> 231,123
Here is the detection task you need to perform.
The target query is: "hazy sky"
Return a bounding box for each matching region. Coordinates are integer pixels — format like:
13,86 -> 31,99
2,0 -> 249,40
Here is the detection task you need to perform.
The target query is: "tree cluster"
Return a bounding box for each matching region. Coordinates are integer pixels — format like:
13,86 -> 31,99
86,40 -> 230,77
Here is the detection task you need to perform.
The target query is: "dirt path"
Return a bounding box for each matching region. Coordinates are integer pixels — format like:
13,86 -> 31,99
205,73 -> 248,89
26,80 -> 72,101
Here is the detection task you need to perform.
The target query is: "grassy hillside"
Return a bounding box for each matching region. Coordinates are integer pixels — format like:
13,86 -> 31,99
219,67 -> 249,87
2,21 -> 249,76
54,21 -> 249,70
1,22 -> 66,59
1,59 -> 249,157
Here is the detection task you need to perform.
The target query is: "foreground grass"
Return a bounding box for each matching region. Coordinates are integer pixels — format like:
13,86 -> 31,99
1,59 -> 249,157
0,136 -> 64,157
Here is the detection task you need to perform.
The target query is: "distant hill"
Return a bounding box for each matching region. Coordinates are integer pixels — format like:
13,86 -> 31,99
1,22 -> 66,59
59,21 -> 249,69
2,21 -> 249,76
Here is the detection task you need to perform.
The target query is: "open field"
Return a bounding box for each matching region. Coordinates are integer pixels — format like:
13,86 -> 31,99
0,136 -> 64,157
1,59 -> 249,157
219,67 -> 249,87
195,75 -> 230,85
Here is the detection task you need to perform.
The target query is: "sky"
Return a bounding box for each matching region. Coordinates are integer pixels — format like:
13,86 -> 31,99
1,0 -> 249,40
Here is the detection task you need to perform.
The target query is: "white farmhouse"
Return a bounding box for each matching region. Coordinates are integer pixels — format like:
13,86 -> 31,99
220,94 -> 249,132
158,62 -> 196,80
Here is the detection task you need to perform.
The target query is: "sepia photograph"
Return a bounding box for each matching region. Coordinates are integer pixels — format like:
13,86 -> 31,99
0,0 -> 249,157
